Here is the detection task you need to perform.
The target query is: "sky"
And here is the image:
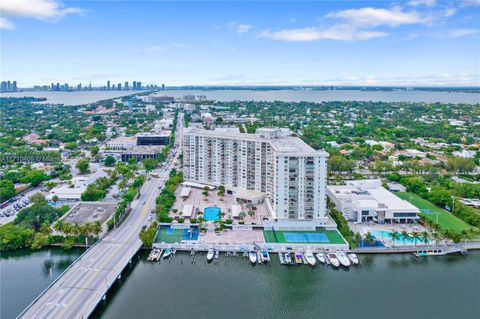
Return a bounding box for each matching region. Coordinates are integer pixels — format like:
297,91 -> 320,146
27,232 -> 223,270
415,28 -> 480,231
1,0 -> 480,87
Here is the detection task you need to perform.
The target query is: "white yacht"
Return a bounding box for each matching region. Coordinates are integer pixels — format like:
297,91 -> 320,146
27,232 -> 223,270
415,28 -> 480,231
316,252 -> 326,264
162,249 -> 172,259
249,251 -> 257,264
304,250 -> 316,266
348,253 -> 359,265
327,253 -> 340,268
206,249 -> 215,262
260,250 -> 270,263
336,252 -> 351,268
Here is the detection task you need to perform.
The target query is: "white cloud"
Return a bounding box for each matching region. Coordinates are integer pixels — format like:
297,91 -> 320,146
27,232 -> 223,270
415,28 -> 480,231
236,24 -> 253,34
228,22 -> 253,34
443,7 -> 456,17
326,7 -> 429,28
0,0 -> 83,29
407,0 -> 436,7
461,0 -> 480,6
1,0 -> 83,20
260,25 -> 387,42
446,28 -> 479,37
143,42 -> 190,53
0,17 -> 14,30
170,42 -> 189,48
144,45 -> 164,53
261,6 -> 429,42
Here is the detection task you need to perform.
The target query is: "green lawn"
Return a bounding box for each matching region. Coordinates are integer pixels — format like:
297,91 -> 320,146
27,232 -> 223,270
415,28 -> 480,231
395,192 -> 475,233
263,230 -> 346,244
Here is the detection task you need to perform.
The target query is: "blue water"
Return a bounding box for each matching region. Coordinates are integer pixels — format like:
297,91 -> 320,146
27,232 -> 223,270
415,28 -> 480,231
359,240 -> 385,247
284,232 -> 329,243
371,230 -> 431,245
182,228 -> 199,241
204,207 -> 221,221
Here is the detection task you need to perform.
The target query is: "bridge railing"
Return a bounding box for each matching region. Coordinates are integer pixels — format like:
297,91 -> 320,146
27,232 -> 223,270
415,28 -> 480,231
16,239 -> 102,319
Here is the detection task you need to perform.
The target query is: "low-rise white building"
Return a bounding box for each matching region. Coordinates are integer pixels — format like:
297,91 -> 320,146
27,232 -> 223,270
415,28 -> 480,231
106,136 -> 136,150
327,179 -> 420,224
47,170 -> 108,201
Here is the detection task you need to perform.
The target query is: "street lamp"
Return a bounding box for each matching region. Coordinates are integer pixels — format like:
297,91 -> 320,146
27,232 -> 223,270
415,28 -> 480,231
451,196 -> 455,212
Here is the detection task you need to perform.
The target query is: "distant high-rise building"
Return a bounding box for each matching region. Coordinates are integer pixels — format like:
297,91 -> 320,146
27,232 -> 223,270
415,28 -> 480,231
51,83 -> 55,90
12,81 -> 17,91
162,83 -> 165,90
7,81 -> 11,90
55,83 -> 60,91
117,83 -> 121,90
132,81 -> 137,90
1,81 -> 7,92
125,81 -> 129,90
107,80 -> 111,90
77,83 -> 82,91
89,82 -> 92,90
137,81 -> 142,90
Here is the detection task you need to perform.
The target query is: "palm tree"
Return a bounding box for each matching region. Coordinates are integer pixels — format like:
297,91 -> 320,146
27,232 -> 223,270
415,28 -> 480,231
431,231 -> 443,246
420,230 -> 430,245
92,221 -> 103,238
53,220 -> 65,233
72,223 -> 82,237
401,230 -> 410,246
388,231 -> 400,247
40,221 -> 52,236
442,229 -> 452,243
411,231 -> 421,246
364,232 -> 376,247
353,232 -> 362,248
62,222 -> 74,237
460,230 -> 472,244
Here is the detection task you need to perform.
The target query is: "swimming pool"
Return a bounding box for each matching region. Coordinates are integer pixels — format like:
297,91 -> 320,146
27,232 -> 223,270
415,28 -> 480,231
204,207 -> 221,221
371,230 -> 431,245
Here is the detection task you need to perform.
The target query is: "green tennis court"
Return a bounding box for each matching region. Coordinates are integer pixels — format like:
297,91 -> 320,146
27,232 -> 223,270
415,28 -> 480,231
263,229 -> 346,244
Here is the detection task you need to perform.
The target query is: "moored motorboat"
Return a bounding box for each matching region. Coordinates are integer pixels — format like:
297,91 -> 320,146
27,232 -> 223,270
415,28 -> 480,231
413,249 -> 446,257
249,251 -> 257,264
284,253 -> 293,265
163,249 -> 172,259
294,252 -> 303,264
348,253 -> 359,265
316,252 -> 326,264
336,252 -> 351,268
207,249 -> 215,262
304,250 -> 316,266
327,253 -> 340,268
261,250 -> 270,263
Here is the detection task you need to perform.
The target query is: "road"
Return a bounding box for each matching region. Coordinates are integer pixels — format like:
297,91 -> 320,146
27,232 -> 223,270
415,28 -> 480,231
19,113 -> 183,319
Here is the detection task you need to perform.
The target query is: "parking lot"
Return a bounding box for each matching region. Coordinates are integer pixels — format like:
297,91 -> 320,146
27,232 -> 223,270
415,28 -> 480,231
0,186 -> 42,224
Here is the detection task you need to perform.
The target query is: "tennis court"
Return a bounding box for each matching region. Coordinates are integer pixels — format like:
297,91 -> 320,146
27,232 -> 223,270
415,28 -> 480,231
263,230 -> 346,244
284,232 -> 329,243
154,226 -> 199,243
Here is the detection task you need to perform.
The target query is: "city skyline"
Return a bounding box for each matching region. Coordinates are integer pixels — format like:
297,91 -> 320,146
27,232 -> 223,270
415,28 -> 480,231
1,0 -> 480,87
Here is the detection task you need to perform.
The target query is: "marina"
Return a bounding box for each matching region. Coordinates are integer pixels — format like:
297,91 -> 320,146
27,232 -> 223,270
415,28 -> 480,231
146,245 -> 365,270
3,248 -> 479,319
